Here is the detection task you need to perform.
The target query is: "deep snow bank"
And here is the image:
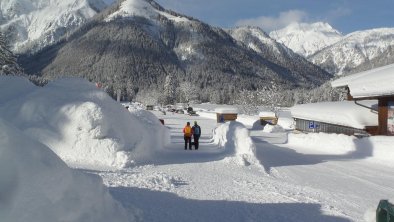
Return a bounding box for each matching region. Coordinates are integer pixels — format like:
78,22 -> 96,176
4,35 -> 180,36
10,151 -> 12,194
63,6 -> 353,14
126,107 -> 171,162
287,133 -> 357,154
0,76 -> 170,169
0,119 -> 130,222
213,121 -> 260,166
366,136 -> 394,167
287,132 -> 394,166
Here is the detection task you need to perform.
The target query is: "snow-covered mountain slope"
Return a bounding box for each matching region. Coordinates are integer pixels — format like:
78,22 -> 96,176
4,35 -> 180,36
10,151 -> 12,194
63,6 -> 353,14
309,28 -> 394,75
21,0 -> 331,104
270,22 -> 343,57
228,26 -> 329,85
0,0 -> 107,53
230,26 -> 290,56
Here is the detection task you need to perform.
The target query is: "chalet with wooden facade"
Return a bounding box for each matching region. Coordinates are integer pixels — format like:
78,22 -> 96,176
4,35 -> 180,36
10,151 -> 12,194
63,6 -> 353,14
331,63 -> 394,135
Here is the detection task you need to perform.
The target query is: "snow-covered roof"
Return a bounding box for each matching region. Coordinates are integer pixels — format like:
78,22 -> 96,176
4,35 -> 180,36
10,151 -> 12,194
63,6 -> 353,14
331,63 -> 394,98
291,100 -> 378,129
259,111 -> 276,118
215,107 -> 238,114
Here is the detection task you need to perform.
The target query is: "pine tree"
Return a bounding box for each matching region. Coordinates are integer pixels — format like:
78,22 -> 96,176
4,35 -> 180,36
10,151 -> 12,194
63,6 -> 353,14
0,31 -> 23,75
162,74 -> 177,105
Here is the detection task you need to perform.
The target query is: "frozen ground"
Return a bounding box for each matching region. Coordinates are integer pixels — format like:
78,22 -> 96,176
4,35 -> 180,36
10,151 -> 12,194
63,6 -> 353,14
97,109 -> 394,222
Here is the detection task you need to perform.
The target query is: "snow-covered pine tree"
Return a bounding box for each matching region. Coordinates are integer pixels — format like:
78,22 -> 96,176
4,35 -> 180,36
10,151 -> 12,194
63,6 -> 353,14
0,31 -> 23,75
162,73 -> 177,105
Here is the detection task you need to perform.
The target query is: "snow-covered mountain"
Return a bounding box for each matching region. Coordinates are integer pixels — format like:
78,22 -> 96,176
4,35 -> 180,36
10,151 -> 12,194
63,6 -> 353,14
270,22 -> 343,57
309,28 -> 394,75
228,26 -> 327,85
230,26 -> 291,56
0,0 -> 107,53
21,0 -> 331,104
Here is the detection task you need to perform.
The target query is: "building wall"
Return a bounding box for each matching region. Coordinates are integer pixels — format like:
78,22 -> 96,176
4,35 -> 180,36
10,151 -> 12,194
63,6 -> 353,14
294,118 -> 368,136
379,97 -> 394,135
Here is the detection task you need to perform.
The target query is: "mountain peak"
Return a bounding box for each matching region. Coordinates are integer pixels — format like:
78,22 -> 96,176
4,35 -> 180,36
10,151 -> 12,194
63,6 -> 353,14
270,22 -> 343,57
105,0 -> 191,23
106,0 -> 157,20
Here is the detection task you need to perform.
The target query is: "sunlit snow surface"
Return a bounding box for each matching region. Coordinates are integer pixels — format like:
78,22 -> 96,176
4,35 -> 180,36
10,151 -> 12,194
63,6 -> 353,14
1,76 -> 394,221
332,63 -> 394,98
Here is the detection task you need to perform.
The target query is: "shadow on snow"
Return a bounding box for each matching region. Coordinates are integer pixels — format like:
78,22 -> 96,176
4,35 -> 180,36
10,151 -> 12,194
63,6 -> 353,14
252,133 -> 374,173
110,186 -> 351,222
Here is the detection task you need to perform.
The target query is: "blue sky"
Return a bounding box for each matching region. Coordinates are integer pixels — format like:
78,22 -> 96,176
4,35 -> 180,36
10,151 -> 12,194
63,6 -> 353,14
152,0 -> 394,34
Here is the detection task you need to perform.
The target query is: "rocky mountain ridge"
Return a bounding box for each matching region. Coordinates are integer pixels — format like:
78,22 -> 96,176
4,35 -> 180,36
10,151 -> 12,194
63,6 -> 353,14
270,22 -> 394,75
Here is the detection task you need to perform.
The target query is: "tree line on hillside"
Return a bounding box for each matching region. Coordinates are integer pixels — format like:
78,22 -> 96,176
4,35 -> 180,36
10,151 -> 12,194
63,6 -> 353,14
2,26 -> 343,108
0,32 -> 23,75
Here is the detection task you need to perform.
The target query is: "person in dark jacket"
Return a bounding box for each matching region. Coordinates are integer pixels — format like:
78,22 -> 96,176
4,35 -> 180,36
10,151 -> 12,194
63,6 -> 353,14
192,121 -> 201,150
183,122 -> 192,150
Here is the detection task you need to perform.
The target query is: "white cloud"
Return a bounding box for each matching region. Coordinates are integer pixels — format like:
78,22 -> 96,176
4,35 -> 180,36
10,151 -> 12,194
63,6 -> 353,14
235,10 -> 308,32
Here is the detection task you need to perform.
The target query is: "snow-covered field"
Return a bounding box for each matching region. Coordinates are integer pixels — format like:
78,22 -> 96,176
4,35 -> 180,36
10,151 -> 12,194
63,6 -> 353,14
2,76 -> 394,222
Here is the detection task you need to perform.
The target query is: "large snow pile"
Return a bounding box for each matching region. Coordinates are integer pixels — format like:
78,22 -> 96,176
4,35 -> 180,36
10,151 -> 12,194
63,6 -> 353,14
0,119 -> 130,222
0,76 -> 170,169
126,107 -> 171,162
213,121 -> 260,166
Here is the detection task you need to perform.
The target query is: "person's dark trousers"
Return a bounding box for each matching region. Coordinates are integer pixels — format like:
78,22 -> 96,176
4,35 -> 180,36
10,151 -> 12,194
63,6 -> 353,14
184,136 -> 192,150
193,135 -> 200,150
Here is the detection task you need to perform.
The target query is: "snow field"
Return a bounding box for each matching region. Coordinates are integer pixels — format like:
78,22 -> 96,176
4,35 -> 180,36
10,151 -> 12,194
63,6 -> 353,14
2,76 -> 394,221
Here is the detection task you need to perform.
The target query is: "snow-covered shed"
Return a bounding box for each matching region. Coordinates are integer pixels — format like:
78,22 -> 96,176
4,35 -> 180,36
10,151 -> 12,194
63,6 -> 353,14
259,111 -> 278,125
215,107 -> 238,123
291,100 -> 378,136
331,63 -> 394,135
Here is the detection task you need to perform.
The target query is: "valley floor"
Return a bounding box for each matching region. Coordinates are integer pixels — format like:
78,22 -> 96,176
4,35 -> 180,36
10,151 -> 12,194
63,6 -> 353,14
96,111 -> 394,222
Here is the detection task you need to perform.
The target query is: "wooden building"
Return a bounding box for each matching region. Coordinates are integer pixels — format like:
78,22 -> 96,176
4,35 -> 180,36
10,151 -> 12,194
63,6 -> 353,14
215,108 -> 238,123
259,111 -> 278,126
291,100 -> 378,136
331,63 -> 394,136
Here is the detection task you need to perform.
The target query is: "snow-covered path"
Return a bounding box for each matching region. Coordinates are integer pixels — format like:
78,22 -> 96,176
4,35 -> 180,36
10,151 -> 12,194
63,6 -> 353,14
252,131 -> 394,221
97,111 -> 383,222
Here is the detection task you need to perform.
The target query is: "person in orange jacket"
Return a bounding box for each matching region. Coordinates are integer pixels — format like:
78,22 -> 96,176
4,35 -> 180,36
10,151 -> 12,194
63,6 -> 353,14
183,122 -> 193,150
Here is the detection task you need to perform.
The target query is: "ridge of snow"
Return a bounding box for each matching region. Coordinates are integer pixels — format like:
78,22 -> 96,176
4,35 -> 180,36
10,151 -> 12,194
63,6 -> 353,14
270,22 -> 343,57
213,121 -> 261,167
